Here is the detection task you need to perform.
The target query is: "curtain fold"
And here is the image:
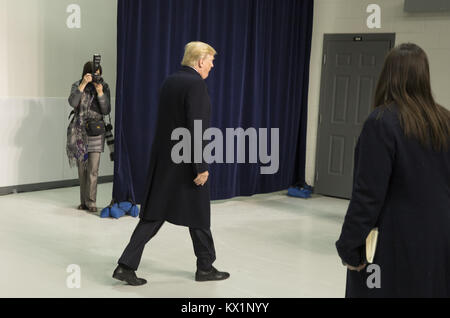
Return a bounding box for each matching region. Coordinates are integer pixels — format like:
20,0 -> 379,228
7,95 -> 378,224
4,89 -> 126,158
114,0 -> 314,202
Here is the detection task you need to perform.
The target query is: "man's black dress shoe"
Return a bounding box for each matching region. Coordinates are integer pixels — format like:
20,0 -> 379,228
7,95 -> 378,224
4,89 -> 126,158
195,266 -> 230,282
113,265 -> 147,286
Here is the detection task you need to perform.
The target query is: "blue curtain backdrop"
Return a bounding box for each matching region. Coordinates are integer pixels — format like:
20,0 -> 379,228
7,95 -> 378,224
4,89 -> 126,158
114,0 -> 314,202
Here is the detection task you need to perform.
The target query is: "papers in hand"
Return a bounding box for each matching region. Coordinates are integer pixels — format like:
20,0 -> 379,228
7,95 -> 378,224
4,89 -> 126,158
365,227 -> 379,264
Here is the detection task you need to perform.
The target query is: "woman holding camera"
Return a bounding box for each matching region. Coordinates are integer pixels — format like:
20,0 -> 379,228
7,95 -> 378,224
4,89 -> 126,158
67,61 -> 111,213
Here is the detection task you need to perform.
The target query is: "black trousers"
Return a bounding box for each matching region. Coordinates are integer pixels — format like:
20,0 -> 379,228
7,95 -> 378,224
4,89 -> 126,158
118,219 -> 216,272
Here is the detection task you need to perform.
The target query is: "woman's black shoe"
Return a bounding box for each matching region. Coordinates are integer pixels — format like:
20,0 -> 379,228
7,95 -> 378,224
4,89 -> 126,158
195,266 -> 230,282
112,265 -> 147,286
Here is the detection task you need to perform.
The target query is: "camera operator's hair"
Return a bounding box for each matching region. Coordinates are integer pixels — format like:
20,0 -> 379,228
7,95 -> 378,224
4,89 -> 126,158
82,61 -> 103,80
374,43 -> 450,152
181,42 -> 217,67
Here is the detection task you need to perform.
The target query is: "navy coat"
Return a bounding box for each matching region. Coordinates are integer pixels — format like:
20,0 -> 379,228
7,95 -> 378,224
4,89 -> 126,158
140,66 -> 211,229
336,105 -> 450,297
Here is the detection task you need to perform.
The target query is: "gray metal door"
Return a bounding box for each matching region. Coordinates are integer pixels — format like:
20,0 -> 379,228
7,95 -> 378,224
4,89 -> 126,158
315,34 -> 395,199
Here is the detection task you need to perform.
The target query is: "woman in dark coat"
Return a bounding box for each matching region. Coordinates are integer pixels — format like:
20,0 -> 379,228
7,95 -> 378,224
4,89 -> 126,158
67,62 -> 111,212
336,43 -> 450,297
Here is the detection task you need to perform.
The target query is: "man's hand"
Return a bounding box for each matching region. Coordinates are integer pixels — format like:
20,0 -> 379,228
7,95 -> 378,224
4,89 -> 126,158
194,171 -> 209,186
345,263 -> 367,272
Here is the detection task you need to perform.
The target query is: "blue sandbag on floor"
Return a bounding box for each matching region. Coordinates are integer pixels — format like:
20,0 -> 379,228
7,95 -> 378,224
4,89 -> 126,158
100,206 -> 111,218
127,205 -> 140,217
110,203 -> 126,219
100,201 -> 140,219
287,184 -> 313,199
118,201 -> 133,213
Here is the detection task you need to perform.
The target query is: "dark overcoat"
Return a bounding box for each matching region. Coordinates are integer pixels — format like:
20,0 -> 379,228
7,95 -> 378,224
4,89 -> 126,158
140,66 -> 211,229
336,105 -> 450,298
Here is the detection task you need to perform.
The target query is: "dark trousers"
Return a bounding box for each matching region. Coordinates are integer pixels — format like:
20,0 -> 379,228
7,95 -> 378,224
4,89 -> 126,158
118,219 -> 216,272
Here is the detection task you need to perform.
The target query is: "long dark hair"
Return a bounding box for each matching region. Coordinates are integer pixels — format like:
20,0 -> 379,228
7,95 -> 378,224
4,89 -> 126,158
374,43 -> 450,152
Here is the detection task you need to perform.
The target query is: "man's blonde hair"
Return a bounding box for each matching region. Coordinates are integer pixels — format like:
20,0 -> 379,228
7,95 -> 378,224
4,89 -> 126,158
181,41 -> 217,67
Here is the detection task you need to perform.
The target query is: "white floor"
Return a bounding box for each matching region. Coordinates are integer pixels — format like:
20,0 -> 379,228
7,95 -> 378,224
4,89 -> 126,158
0,183 -> 350,298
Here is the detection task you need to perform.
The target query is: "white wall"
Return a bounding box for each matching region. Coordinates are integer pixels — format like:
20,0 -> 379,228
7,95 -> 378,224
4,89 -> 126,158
0,0 -> 117,188
0,97 -> 115,188
2,0 -> 448,189
306,0 -> 450,186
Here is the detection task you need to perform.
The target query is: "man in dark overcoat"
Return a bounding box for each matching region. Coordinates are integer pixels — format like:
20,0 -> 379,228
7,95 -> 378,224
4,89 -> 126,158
113,42 -> 230,286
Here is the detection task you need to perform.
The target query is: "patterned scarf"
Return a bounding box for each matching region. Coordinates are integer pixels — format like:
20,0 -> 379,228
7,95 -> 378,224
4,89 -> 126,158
66,90 -> 94,168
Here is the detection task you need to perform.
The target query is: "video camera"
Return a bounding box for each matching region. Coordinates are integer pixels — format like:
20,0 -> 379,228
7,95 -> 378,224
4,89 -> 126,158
92,54 -> 104,85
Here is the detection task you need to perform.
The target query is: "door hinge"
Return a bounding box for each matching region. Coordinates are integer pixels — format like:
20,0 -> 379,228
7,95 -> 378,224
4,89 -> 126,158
319,113 -> 323,125
323,54 -> 327,65
315,171 -> 319,182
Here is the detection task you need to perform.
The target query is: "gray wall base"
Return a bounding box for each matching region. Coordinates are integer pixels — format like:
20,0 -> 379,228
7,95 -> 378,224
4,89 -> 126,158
0,176 -> 114,196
